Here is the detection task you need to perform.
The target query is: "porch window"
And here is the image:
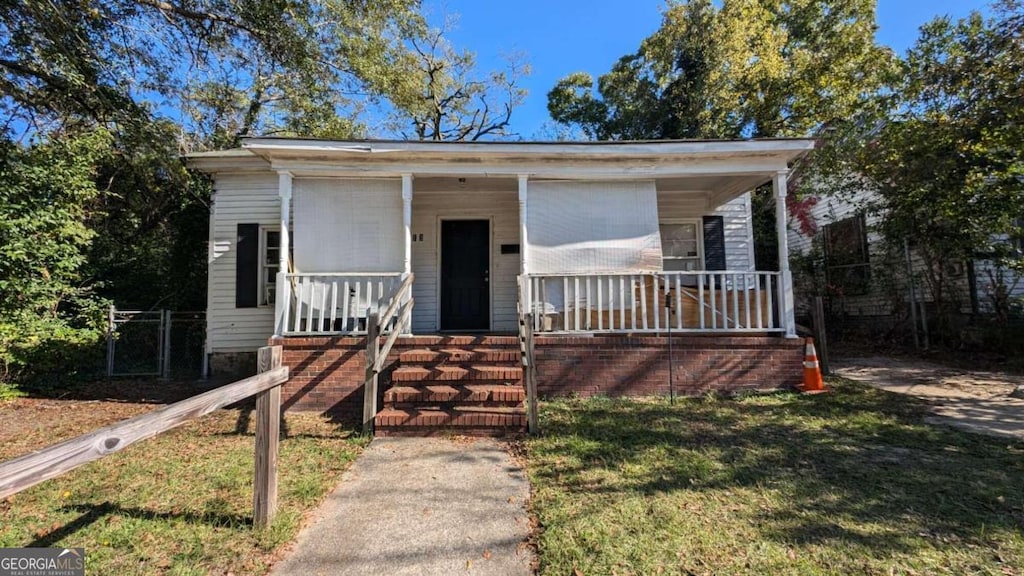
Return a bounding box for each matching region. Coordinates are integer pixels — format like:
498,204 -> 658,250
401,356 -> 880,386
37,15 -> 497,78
660,221 -> 703,271
822,214 -> 870,295
260,228 -> 280,306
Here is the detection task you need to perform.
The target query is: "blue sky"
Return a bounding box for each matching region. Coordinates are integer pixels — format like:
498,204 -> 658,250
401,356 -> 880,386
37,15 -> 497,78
424,0 -> 993,138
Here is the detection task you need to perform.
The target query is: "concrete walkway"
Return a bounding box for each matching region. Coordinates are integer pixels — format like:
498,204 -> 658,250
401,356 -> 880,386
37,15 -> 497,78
270,437 -> 533,576
834,356 -> 1024,440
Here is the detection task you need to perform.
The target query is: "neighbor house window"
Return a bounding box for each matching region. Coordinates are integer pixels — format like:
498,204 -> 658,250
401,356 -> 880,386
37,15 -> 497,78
660,220 -> 703,271
260,228 -> 280,306
822,214 -> 871,295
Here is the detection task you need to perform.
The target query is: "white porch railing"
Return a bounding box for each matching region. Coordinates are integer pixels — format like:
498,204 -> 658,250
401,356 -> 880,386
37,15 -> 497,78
276,272 -> 411,336
522,271 -> 784,334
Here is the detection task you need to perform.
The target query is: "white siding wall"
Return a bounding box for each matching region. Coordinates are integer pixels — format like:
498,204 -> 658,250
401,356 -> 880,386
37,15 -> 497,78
410,188 -> 520,333
657,191 -> 755,271
207,173 -> 280,352
975,259 -> 1024,312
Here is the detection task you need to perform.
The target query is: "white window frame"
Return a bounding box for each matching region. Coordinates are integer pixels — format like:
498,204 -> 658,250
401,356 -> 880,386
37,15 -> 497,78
258,226 -> 280,307
659,218 -> 705,271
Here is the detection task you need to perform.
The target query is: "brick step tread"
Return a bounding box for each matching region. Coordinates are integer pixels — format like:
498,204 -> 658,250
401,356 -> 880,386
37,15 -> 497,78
384,384 -> 525,404
395,336 -> 520,347
375,428 -> 524,438
375,407 -> 527,429
391,365 -> 522,382
399,348 -> 521,363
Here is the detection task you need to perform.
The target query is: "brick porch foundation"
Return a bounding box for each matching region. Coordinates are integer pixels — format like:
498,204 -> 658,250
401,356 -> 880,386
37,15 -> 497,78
532,335 -> 804,398
270,334 -> 804,422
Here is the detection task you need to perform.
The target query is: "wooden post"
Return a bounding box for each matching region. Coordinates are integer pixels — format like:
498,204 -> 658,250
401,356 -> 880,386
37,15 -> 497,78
106,305 -> 115,377
160,309 -> 173,380
812,296 -> 830,376
254,345 -> 282,529
774,170 -> 797,337
402,174 -> 413,275
518,175 -> 529,276
363,311 -> 381,435
517,276 -> 540,434
525,314 -> 539,434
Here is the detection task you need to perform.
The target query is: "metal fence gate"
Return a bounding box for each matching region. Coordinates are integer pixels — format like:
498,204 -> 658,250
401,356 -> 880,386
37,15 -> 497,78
106,307 -> 206,379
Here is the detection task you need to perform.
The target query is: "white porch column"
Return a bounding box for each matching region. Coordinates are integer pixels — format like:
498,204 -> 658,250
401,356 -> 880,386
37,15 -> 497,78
518,175 -> 529,275
774,170 -> 797,337
402,174 -> 413,275
274,171 -> 292,337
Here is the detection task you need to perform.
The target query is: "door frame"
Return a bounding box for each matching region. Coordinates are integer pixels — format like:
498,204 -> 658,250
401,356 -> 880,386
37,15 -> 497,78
435,215 -> 494,332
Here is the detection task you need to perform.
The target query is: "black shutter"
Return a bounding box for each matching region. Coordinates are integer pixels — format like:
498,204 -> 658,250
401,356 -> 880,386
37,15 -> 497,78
702,215 -> 726,270
236,223 -> 259,308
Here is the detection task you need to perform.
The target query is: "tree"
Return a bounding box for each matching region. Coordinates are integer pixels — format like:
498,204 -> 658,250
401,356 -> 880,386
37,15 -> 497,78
830,1 -> 1024,317
359,20 -> 530,141
0,0 -> 424,144
548,0 -> 892,141
0,0 -> 433,387
0,130 -> 113,383
547,0 -> 893,269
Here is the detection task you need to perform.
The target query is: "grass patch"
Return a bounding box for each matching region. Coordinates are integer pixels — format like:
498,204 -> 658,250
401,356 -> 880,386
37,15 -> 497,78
0,408 -> 368,575
525,380 -> 1024,575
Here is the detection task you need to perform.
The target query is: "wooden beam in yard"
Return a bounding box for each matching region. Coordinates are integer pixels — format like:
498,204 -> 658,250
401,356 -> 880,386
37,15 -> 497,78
0,359 -> 288,501
254,345 -> 283,528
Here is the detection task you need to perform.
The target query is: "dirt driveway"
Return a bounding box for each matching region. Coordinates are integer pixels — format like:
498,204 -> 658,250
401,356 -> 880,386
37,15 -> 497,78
834,356 -> 1024,440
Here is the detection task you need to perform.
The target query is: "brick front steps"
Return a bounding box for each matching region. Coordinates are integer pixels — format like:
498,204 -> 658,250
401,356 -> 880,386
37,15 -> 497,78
374,346 -> 527,437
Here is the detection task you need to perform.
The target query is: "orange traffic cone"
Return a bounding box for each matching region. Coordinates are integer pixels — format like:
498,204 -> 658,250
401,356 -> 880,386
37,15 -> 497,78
799,338 -> 828,394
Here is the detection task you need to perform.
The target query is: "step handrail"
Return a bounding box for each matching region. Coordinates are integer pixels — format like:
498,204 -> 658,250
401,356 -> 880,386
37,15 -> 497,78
517,275 -> 540,434
363,273 -> 415,434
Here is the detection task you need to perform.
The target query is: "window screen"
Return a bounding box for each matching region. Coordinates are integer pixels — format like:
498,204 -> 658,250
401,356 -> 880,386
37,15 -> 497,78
526,180 -> 663,274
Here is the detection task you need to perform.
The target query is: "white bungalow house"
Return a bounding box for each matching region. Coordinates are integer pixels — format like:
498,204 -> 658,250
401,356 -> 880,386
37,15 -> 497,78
188,138 -> 813,434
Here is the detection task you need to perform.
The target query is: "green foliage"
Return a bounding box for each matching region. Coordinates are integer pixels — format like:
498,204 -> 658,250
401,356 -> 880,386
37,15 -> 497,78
547,0 -> 893,140
0,131 -> 112,385
823,2 -> 1024,316
546,0 -> 894,272
0,0 -> 426,144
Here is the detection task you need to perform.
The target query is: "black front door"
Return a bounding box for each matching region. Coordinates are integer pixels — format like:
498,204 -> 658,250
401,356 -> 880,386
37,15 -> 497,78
440,219 -> 490,331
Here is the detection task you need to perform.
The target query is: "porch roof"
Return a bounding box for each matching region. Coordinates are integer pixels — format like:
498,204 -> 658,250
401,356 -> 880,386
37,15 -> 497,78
187,137 -> 815,206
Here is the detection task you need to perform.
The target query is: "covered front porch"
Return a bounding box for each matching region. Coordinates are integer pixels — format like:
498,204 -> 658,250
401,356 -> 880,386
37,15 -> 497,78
247,138 -> 808,340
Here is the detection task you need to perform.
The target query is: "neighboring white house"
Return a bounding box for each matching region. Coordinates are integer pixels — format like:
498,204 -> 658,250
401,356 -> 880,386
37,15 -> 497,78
188,138 -> 814,370
787,187 -> 1024,319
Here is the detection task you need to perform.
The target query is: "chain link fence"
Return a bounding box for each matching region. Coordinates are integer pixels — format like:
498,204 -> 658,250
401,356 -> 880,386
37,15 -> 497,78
106,307 -> 206,379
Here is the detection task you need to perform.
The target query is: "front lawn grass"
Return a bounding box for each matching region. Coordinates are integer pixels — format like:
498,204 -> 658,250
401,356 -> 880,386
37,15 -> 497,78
0,408 -> 368,575
525,380 -> 1024,575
